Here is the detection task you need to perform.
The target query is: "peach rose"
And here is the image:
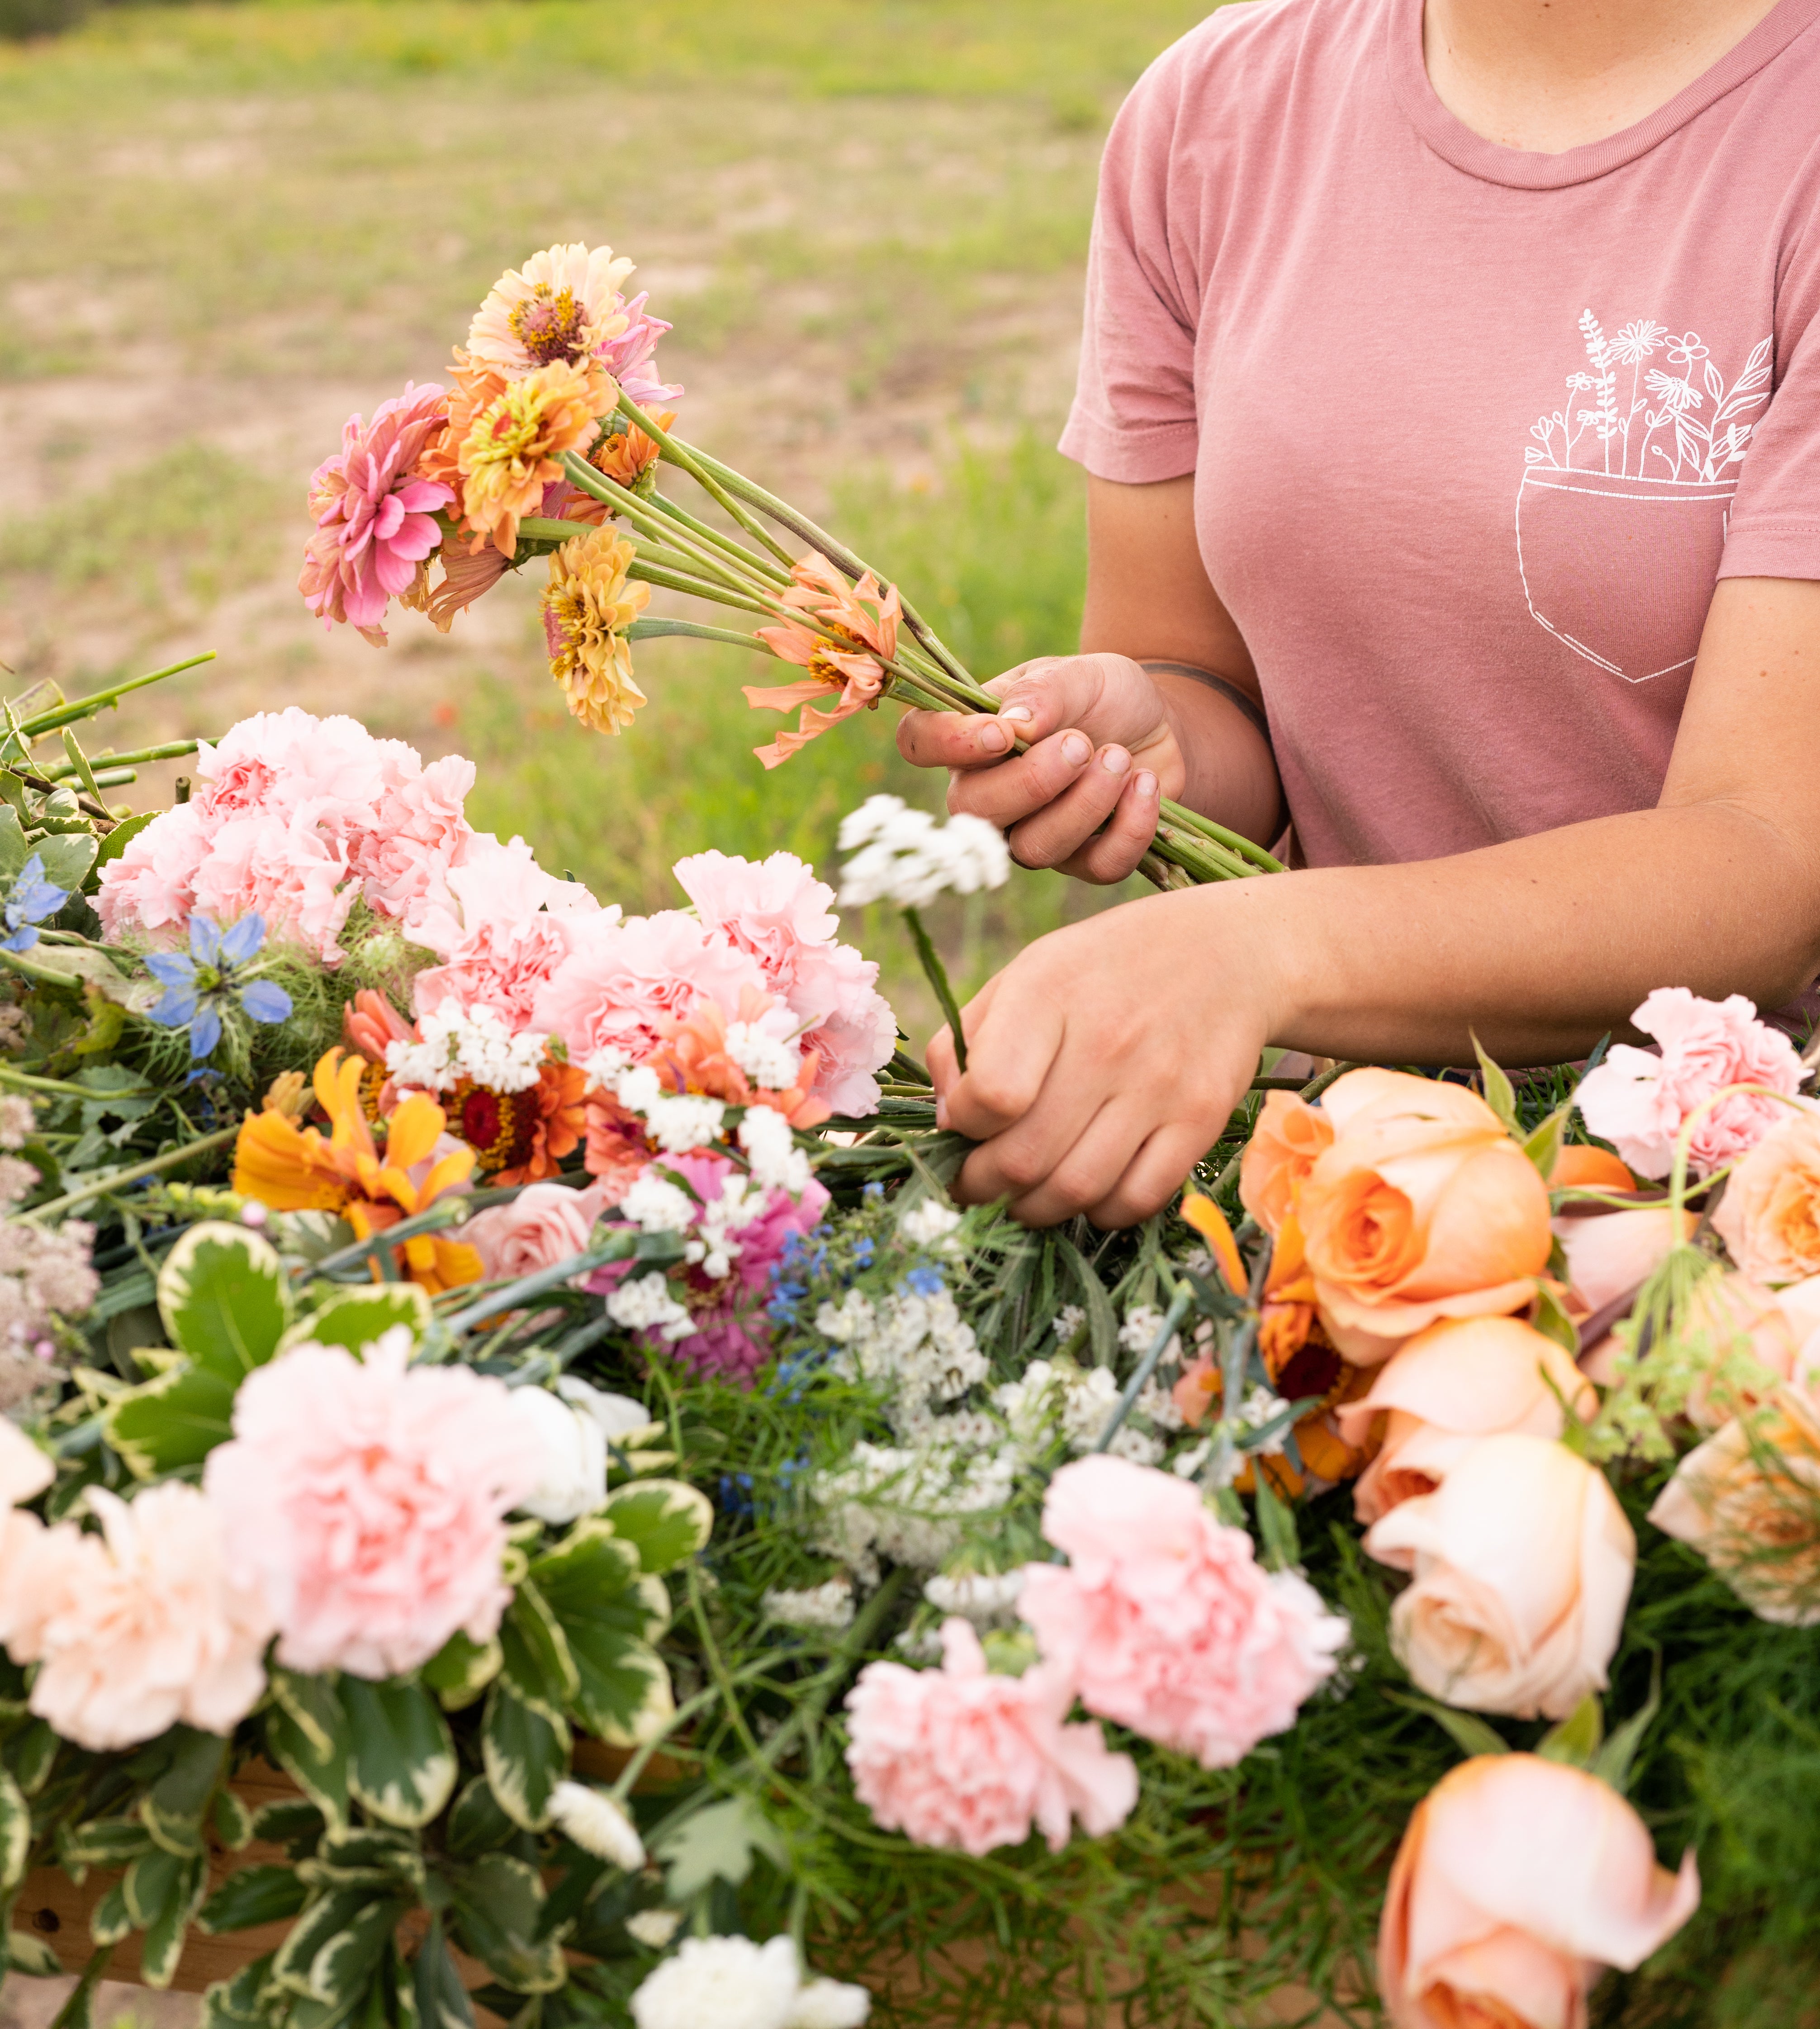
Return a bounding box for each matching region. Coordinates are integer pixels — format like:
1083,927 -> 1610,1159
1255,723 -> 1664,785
1379,1754 -> 1699,2029
457,1179 -> 613,1281
1556,1207 -> 1693,1319
1364,1433 -> 1634,1719
1336,1317 -> 1596,1527
1238,1091 -> 1334,1236
1549,1143 -> 1638,1193
1711,1104 -> 1820,1287
1648,1383 -> 1820,1625
1296,1070 -> 1553,1364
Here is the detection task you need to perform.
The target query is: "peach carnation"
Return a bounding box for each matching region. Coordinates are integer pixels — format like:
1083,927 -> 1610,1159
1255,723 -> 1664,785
1711,1104 -> 1820,1286
844,1617 -> 1137,1857
0,1484 -> 275,1753
1575,988 -> 1804,1180
1019,1455 -> 1349,1768
202,1328 -> 539,1678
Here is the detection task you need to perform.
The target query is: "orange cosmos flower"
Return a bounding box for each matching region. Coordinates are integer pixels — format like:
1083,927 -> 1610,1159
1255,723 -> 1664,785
744,551 -> 902,770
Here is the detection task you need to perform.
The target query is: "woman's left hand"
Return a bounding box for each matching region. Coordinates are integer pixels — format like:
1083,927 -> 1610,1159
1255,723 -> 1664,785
928,885 -> 1278,1227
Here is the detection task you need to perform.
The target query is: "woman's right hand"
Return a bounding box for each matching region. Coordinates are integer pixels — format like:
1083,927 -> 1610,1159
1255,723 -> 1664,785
894,651 -> 1182,884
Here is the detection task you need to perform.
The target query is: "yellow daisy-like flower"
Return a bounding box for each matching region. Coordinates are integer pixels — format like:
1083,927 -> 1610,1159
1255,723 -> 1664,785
541,526 -> 651,734
456,357 -> 613,559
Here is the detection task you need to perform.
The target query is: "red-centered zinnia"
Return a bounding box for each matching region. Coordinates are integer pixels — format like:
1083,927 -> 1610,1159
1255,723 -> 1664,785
541,526 -> 650,734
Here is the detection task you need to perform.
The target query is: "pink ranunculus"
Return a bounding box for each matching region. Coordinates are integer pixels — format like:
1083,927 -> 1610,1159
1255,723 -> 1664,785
299,383 -> 454,643
458,1180 -> 611,1281
407,832 -> 602,1031
535,910 -> 773,1066
1019,1454 -> 1349,1768
671,849 -> 895,1116
844,1617 -> 1137,1857
202,1328 -> 539,1679
1379,1755 -> 1699,2029
1575,988 -> 1805,1180
0,1484 -> 275,1753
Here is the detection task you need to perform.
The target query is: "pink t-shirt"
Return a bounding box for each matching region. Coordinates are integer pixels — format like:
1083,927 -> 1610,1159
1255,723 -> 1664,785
1061,0 -> 1820,869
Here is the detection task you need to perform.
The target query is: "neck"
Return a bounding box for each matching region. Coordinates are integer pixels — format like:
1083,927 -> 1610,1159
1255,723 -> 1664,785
1424,0 -> 1785,151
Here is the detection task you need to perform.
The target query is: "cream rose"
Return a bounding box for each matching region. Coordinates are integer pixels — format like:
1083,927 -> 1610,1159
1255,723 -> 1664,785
1335,1316 -> 1596,1527
1648,1383 -> 1820,1626
1379,1754 -> 1699,2029
1296,1070 -> 1553,1364
1711,1104 -> 1820,1286
1364,1433 -> 1634,1719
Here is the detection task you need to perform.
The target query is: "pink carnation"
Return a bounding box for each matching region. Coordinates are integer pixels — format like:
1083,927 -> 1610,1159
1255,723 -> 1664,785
351,753 -> 479,922
844,1618 -> 1137,1856
0,1485 -> 275,1753
672,850 -> 894,1115
202,1329 -> 539,1679
1575,988 -> 1805,1179
1019,1455 -> 1348,1769
94,799 -> 213,941
535,910 -> 773,1065
408,833 -> 602,1029
299,383 -> 453,642
188,809 -> 359,964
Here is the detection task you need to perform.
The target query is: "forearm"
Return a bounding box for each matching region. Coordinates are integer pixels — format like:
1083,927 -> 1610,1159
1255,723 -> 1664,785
1143,666 -> 1284,847
1204,802 -> 1820,1063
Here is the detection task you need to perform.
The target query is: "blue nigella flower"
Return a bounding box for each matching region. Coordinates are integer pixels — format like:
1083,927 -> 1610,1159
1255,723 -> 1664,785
863,1181 -> 884,1202
852,1236 -> 875,1268
145,913 -> 294,1060
717,1472 -> 755,1520
0,854 -> 69,955
901,1265 -> 945,1298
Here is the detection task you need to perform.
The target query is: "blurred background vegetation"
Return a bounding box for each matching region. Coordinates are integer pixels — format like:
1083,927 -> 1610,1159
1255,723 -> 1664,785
0,0 -> 1215,1035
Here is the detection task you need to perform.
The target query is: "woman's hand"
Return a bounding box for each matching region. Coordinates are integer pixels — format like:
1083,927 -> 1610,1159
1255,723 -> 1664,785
928,884 -> 1280,1227
896,653 -> 1181,884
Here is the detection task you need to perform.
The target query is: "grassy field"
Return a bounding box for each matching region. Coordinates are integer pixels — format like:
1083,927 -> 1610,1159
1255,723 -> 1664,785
0,0 -> 1217,1031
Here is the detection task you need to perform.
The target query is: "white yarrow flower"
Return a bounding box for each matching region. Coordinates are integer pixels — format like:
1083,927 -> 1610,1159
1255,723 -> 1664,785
923,1568 -> 1025,1623
549,1781 -> 645,1870
739,1106 -> 812,1196
762,1578 -> 856,1631
899,1198 -> 963,1249
619,1173 -> 697,1235
725,1021 -> 805,1092
630,1934 -> 869,2029
387,1003 -> 549,1095
836,795 -> 1010,909
606,1272 -> 693,1338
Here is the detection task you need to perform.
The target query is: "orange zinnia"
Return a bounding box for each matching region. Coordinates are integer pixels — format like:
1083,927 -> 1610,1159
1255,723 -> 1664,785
744,550 -> 902,769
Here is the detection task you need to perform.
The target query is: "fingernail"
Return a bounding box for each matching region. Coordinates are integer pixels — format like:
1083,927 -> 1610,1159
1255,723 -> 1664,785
1135,770 -> 1157,798
1101,746 -> 1131,775
977,721 -> 1009,754
934,1096 -> 950,1129
1001,705 -> 1033,725
1062,732 -> 1091,766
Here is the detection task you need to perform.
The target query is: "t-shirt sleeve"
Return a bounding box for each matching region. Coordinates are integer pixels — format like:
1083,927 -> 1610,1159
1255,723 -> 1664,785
1058,47 -> 1206,485
1718,172 -> 1820,581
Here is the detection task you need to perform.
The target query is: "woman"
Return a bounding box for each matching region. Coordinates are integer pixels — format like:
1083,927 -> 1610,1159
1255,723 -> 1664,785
901,0 -> 1820,1228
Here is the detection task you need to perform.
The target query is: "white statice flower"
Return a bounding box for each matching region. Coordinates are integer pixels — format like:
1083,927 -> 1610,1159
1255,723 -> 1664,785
687,1171 -> 773,1281
619,1172 -> 697,1235
630,1934 -> 869,2029
814,1289 -> 877,1344
387,1002 -> 549,1095
506,1386 -> 607,1524
810,1440 -> 1016,1573
1050,1303 -> 1086,1345
824,1288 -> 988,1437
1136,1378 -> 1186,1433
836,795 -> 1011,910
924,1568 -> 1025,1626
739,1105 -> 812,1196
995,1359 -> 1062,1458
1107,1425 -> 1165,1467
725,1019 -> 806,1093
898,1197 -> 963,1251
606,1272 -> 694,1341
549,1781 -> 645,1870
762,1577 -> 856,1632
1235,1384 -> 1293,1455
626,1909 -> 684,1950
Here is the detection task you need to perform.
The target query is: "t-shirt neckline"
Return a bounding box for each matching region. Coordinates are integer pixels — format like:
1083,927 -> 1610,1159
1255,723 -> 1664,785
1386,0 -> 1820,189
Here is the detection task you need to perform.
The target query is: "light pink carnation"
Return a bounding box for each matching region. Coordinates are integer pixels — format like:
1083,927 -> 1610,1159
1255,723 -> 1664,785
1575,988 -> 1805,1179
350,753 -> 479,922
1019,1455 -> 1348,1770
844,1618 -> 1136,1856
202,1329 -> 539,1679
459,1180 -> 611,1280
408,833 -> 602,1029
0,1484 -> 275,1753
672,850 -> 894,1115
95,800 -> 214,941
188,810 -> 359,964
299,383 -> 453,642
535,910 -> 773,1065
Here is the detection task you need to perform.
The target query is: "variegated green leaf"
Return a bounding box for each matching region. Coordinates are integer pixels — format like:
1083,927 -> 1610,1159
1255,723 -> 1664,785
157,1222 -> 290,1374
142,1727 -> 226,1856
213,1789 -> 255,1852
422,1629 -> 501,1714
499,1580 -> 579,1717
123,1846 -> 187,1929
449,1854 -> 565,1994
88,1879 -> 133,1949
341,1677 -> 457,1829
598,1480 -> 713,1574
10,1719 -> 57,1796
445,1777 -> 517,1861
412,1913 -> 474,2029
266,1672 -> 351,1831
481,1682 -> 569,1831
197,1866 -> 311,1936
283,1283 -> 431,1357
201,1949 -> 282,2029
0,1766 -> 29,1892
138,1850 -> 208,1989
5,1928 -> 64,1978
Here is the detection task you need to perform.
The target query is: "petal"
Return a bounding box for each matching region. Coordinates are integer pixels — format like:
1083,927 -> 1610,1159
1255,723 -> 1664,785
143,953 -> 196,987
188,915 -> 222,965
238,981 -> 294,1025
383,1094 -> 446,1174
190,1003 -> 222,1059
148,984 -> 199,1028
217,913 -> 265,968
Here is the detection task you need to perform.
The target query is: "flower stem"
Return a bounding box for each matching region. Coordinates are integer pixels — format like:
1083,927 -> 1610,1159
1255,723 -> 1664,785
17,654 -> 216,738
1090,1279 -> 1194,1456
618,394 -> 800,570
902,906 -> 968,1073
22,1124 -> 239,1223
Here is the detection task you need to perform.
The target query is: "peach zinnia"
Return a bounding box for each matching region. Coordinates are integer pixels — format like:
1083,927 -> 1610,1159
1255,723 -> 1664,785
457,358 -> 613,559
746,551 -> 902,769
541,525 -> 650,733
468,241 -> 636,376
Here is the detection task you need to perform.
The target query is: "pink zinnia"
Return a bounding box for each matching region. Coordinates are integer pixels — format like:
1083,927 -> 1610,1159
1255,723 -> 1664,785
1575,987 -> 1806,1179
594,290 -> 683,409
299,383 -> 454,643
1019,1455 -> 1349,1770
844,1618 -> 1137,1857
202,1329 -> 540,1679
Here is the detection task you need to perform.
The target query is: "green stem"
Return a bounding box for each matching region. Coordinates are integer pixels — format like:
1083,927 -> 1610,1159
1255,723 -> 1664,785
22,1124 -> 238,1222
902,907 -> 968,1073
19,654 -> 216,737
0,1063 -> 155,1102
619,394 -> 799,570
626,560 -> 779,618
626,616 -> 781,654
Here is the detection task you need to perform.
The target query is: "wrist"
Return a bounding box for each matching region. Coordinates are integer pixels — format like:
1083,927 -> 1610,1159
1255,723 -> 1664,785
1180,870 -> 1313,1050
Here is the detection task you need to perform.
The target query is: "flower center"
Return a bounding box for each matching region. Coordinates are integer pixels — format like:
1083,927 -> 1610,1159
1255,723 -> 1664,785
469,384 -> 548,469
508,285 -> 588,366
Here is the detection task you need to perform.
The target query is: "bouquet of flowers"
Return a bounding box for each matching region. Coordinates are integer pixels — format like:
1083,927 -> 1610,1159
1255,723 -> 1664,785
0,246 -> 1809,2029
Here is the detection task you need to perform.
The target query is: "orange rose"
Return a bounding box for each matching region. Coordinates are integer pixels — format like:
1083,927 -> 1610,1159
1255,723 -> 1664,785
1336,1316 -> 1596,1526
1295,1070 -> 1553,1364
1238,1090 -> 1335,1235
1550,1142 -> 1637,1192
1711,1104 -> 1820,1286
1379,1754 -> 1699,2029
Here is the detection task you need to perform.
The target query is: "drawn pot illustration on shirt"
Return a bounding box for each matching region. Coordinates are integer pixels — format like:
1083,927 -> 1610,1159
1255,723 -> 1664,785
1517,314 -> 1772,684
1515,466 -> 1735,683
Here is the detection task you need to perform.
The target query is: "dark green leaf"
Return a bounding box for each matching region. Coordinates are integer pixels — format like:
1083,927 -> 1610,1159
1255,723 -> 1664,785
10,1719 -> 58,1795
0,1766 -> 29,1891
142,1727 -> 227,1855
47,1943 -> 110,2029
213,1789 -> 255,1852
412,1913 -> 476,2029
446,1776 -> 518,1861
482,1682 -> 569,1831
139,1850 -> 209,1988
265,1673 -> 351,1831
422,1630 -> 501,1714
1471,1033 -> 1519,1136
201,1949 -> 280,2029
450,1854 -> 564,1994
198,1866 -> 311,1935
87,809 -> 159,893
1057,1235 -> 1119,1368
499,1582 -> 579,1717
1385,1690 -> 1510,1761
341,1677 -> 457,1829
1536,1693 -> 1604,1768
597,1481 -> 713,1576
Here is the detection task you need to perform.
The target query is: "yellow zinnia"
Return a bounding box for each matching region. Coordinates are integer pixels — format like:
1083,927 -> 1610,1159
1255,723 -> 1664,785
540,526 -> 651,734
